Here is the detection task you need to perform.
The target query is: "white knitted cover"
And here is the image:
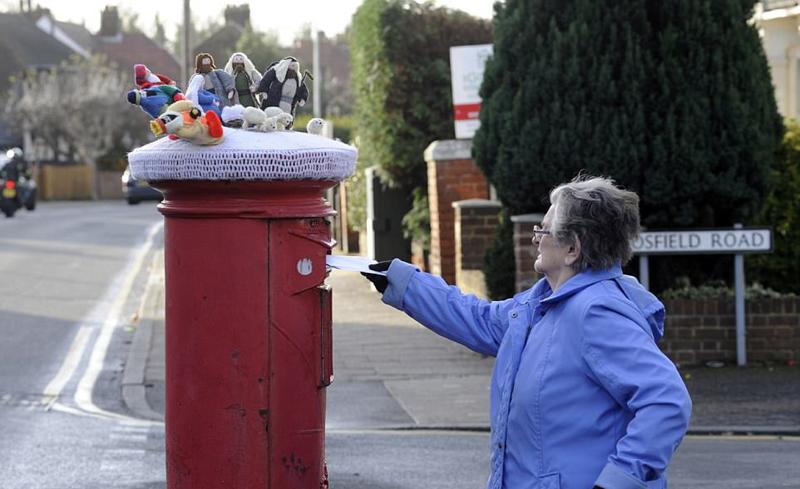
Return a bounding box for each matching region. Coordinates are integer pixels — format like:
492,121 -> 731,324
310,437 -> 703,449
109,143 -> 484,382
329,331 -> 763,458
128,128 -> 357,182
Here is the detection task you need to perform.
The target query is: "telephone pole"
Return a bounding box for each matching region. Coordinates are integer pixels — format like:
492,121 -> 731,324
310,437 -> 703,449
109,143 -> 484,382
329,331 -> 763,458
182,0 -> 192,87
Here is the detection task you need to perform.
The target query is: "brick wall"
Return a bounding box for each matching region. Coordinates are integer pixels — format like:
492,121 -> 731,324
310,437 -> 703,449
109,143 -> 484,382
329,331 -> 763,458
661,298 -> 800,366
425,140 -> 490,284
511,213 -> 545,292
453,199 -> 502,298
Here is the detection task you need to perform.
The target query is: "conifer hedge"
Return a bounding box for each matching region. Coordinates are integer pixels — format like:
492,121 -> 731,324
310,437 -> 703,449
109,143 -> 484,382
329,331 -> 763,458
474,0 -> 783,291
349,0 -> 492,241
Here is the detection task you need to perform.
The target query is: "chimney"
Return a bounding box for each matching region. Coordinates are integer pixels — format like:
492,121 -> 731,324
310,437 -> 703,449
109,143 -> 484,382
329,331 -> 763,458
224,4 -> 250,28
99,6 -> 121,37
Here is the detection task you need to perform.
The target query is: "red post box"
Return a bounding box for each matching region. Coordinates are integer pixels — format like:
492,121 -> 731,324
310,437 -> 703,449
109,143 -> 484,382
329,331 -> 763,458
129,131 -> 356,489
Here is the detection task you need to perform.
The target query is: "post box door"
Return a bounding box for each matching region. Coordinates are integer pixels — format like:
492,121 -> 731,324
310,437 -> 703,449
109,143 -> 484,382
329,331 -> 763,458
267,217 -> 333,489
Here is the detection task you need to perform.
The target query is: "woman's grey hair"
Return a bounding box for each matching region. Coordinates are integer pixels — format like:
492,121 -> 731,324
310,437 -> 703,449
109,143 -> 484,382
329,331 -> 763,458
549,175 -> 640,271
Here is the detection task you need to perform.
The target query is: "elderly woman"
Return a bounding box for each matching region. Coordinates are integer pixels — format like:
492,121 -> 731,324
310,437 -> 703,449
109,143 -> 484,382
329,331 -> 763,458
363,175 -> 691,489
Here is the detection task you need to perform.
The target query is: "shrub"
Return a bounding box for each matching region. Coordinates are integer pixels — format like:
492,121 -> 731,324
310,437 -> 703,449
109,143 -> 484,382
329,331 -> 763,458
350,0 -> 492,246
483,210 -> 516,300
747,118 -> 800,294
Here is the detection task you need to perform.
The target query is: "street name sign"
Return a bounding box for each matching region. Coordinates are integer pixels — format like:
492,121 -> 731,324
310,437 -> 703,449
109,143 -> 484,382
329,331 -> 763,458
632,228 -> 772,255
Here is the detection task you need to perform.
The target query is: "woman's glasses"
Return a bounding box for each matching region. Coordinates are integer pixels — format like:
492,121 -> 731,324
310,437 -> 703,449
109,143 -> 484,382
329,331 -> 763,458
532,225 -> 551,241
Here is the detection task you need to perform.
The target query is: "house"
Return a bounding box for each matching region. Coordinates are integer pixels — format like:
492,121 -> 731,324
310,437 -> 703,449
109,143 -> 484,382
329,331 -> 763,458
92,6 -> 181,83
34,12 -> 93,58
0,10 -> 75,147
754,0 -> 800,117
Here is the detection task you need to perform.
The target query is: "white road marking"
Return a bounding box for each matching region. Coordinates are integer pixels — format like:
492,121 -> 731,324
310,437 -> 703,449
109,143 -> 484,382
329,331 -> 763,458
75,221 -> 163,420
42,325 -> 91,399
40,220 -> 164,425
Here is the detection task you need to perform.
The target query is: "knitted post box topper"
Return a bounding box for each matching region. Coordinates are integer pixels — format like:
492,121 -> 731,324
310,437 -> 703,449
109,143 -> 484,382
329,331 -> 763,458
150,100 -> 224,146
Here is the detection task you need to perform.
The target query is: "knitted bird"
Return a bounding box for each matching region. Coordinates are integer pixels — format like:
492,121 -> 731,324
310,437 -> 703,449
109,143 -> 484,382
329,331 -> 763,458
150,100 -> 224,145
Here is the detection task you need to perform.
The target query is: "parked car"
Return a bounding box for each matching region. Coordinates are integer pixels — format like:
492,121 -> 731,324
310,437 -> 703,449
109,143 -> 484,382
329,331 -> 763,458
122,167 -> 162,205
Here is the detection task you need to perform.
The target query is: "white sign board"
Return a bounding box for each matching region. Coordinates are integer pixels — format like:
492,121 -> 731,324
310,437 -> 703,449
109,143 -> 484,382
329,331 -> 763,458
632,228 -> 772,255
449,44 -> 493,139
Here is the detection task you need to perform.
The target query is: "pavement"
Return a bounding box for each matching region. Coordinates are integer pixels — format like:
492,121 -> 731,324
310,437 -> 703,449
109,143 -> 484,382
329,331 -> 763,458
123,250 -> 800,435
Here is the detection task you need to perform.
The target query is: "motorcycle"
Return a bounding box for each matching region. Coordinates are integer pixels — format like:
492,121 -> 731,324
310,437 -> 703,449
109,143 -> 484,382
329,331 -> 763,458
0,148 -> 36,218
0,161 -> 19,218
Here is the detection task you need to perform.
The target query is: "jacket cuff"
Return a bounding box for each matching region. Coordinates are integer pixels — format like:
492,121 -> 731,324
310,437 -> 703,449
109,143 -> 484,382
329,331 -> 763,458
381,259 -> 419,309
594,463 -> 647,489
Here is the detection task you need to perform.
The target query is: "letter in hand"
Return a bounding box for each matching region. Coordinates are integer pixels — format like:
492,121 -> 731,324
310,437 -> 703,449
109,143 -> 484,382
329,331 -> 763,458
361,260 -> 391,294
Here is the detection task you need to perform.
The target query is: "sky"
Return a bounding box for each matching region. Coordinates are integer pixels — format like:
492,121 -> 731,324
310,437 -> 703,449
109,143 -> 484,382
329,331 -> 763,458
3,1 -> 497,45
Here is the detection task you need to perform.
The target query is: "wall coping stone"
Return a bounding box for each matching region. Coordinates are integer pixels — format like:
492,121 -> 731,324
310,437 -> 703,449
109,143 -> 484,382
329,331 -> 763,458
452,199 -> 502,209
511,213 -> 546,223
424,139 -> 473,162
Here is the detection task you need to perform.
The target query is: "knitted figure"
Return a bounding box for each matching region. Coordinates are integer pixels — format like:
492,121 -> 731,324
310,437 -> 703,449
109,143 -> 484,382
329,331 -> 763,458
256,56 -> 311,126
127,85 -> 184,118
184,73 -> 223,117
187,53 -> 235,111
150,100 -> 224,145
224,52 -> 262,108
134,64 -> 176,89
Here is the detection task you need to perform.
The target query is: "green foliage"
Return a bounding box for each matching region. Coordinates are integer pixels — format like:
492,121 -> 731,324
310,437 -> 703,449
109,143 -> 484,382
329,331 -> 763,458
401,188 -> 430,249
747,119 -> 800,293
346,137 -> 368,232
474,0 -> 783,225
350,0 -> 492,245
483,210 -> 516,300
661,277 -> 793,300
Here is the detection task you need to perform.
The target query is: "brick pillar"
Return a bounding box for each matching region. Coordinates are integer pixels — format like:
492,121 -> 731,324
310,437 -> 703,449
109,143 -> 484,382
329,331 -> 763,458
511,213 -> 545,292
424,140 -> 490,284
453,199 -> 502,298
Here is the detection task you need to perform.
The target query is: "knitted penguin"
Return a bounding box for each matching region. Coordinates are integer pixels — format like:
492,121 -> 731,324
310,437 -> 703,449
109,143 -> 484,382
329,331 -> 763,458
256,56 -> 311,126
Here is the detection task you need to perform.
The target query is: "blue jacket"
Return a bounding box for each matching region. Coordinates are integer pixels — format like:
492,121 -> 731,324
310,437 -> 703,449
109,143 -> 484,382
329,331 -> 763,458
382,260 -> 692,489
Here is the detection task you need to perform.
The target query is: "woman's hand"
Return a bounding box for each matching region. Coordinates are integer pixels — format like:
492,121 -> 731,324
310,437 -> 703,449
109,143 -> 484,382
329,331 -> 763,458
361,261 -> 391,293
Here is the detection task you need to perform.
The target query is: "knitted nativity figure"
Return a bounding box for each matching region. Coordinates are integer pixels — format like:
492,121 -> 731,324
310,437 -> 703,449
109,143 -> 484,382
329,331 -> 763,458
187,53 -> 235,112
127,64 -> 183,118
224,52 -> 262,108
256,56 -> 310,125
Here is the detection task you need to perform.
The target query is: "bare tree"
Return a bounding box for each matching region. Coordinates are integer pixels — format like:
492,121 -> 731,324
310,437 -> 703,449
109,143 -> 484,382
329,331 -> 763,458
5,54 -> 149,199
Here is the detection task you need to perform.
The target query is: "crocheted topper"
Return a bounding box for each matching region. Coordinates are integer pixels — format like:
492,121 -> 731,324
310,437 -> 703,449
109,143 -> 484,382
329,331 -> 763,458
128,128 -> 357,183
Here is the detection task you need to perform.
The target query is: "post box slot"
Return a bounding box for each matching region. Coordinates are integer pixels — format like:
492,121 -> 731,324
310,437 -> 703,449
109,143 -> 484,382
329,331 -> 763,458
319,284 -> 333,387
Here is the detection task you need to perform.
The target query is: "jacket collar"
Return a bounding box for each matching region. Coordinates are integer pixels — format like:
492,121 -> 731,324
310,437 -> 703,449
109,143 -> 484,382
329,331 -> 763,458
514,265 -> 623,305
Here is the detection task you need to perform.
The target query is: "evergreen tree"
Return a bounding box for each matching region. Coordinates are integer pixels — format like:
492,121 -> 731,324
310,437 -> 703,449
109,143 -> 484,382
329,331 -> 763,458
474,0 -> 782,229
154,14 -> 167,47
